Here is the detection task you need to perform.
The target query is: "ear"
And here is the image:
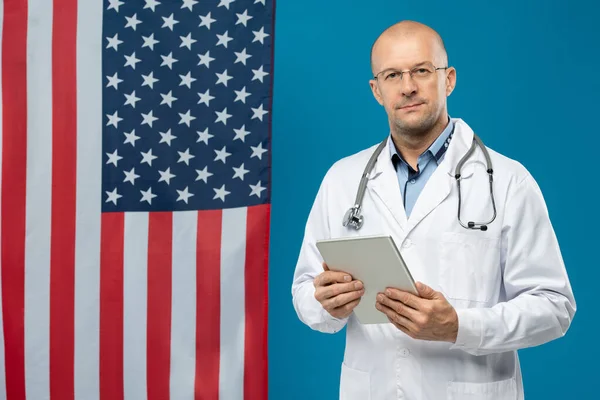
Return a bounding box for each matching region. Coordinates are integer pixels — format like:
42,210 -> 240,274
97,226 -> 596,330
445,67 -> 457,97
369,79 -> 384,106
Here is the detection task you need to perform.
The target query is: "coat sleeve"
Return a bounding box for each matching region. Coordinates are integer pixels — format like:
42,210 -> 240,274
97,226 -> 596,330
291,171 -> 349,334
450,172 -> 576,356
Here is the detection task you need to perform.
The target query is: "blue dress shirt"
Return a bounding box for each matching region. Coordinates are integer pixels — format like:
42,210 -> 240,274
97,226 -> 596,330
388,118 -> 455,217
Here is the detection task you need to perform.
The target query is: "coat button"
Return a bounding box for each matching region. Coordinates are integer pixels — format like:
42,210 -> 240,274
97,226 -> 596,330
399,348 -> 410,357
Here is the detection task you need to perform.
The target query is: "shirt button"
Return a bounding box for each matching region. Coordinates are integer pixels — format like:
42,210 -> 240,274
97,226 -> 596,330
409,179 -> 416,184
399,348 -> 410,357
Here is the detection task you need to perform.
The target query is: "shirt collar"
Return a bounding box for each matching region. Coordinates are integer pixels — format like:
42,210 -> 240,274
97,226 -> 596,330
388,117 -> 455,165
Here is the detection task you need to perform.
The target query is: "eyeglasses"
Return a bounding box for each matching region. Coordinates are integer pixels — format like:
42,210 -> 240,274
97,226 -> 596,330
373,62 -> 448,85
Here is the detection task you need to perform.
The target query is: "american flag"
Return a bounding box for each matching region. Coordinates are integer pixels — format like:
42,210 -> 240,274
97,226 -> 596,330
0,0 -> 272,399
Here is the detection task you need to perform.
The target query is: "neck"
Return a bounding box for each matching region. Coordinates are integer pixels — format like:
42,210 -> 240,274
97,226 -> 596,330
390,115 -> 449,170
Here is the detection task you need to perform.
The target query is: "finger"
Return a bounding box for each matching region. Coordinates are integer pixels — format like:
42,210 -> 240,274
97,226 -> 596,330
315,271 -> 352,287
375,302 -> 417,332
383,288 -> 422,311
318,281 -> 364,301
322,262 -> 330,271
415,282 -> 440,300
377,293 -> 419,321
331,297 -> 361,315
323,288 -> 365,310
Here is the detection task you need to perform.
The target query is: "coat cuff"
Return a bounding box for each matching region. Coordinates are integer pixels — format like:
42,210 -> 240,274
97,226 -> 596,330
450,308 -> 482,351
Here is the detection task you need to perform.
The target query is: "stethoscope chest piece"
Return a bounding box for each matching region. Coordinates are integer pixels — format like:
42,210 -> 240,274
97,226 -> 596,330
343,205 -> 363,230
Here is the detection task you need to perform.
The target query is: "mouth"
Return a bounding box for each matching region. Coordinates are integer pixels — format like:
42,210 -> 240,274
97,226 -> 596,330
399,103 -> 424,110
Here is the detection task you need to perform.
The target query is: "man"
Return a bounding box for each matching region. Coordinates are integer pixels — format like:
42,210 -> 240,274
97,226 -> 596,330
291,20 -> 576,400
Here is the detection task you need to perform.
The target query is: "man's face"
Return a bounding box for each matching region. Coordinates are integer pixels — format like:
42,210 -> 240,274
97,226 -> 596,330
369,33 -> 455,136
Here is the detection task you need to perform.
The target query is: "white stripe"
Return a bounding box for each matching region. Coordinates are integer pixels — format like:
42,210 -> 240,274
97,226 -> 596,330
123,213 -> 149,400
0,2 -> 6,398
24,2 -> 53,399
74,1 -> 103,399
219,207 -> 247,399
170,211 -> 198,400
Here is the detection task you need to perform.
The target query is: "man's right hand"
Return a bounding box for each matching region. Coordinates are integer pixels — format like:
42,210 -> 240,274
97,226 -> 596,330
313,262 -> 365,319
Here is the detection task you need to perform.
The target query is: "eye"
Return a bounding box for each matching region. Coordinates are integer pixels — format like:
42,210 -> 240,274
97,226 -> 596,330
385,72 -> 399,80
414,68 -> 429,75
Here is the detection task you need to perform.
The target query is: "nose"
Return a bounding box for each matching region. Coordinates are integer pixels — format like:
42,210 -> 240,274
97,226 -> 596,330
399,74 -> 418,96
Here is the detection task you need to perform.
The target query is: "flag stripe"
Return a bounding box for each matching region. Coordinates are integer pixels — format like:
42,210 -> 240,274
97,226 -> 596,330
220,208 -> 247,399
170,211 -> 198,400
24,1 -> 52,399
50,1 -> 78,398
147,212 -> 172,400
74,1 -> 103,398
123,212 -> 149,400
195,210 -> 222,400
1,0 -> 28,398
100,212 -> 125,400
0,2 -> 7,399
244,204 -> 270,400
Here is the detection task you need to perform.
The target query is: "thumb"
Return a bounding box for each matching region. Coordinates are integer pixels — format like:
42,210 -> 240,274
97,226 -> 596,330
416,282 -> 438,300
322,262 -> 330,271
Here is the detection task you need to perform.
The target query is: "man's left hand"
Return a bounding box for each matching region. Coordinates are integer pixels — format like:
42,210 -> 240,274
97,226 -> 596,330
375,282 -> 459,343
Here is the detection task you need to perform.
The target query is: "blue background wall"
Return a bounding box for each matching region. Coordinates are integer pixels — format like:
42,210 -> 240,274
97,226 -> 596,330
269,0 -> 599,398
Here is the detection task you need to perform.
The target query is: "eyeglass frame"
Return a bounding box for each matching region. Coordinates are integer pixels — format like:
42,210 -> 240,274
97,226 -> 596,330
372,62 -> 449,82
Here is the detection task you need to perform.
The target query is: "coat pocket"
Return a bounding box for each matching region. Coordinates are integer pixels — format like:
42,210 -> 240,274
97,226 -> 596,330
447,377 -> 517,400
339,363 -> 370,400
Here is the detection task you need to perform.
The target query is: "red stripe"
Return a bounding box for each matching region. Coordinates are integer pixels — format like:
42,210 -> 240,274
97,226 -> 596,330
195,210 -> 222,400
100,212 -> 125,400
147,212 -> 172,400
1,1 -> 28,399
244,205 -> 270,400
49,1 -> 78,398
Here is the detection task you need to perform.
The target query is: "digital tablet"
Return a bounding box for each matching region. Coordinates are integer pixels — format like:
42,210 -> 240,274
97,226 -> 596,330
316,235 -> 417,324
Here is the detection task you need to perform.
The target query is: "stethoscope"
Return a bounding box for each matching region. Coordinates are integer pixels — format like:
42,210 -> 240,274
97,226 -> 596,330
342,133 -> 497,231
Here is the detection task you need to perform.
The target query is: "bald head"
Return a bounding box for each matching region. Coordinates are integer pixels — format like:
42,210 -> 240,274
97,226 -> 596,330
370,21 -> 448,75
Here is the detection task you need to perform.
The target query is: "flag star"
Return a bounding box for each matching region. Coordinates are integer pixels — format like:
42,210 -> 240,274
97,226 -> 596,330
178,148 -> 195,165
215,70 -> 232,87
141,110 -> 158,127
124,90 -> 141,108
255,0 -> 266,4
180,33 -> 197,50
250,181 -> 267,198
199,12 -> 216,29
251,142 -> 268,160
181,0 -> 198,11
124,129 -> 140,146
141,149 -> 158,166
197,128 -> 214,144
233,125 -> 250,142
252,65 -> 269,83
236,10 -> 253,27
105,188 -> 122,205
161,52 -> 178,69
106,149 -> 123,166
253,27 -> 270,44
213,184 -> 231,202
197,89 -> 215,106
124,52 -> 141,69
180,71 -> 196,88
142,33 -> 159,50
144,0 -> 160,12
197,50 -> 215,68
106,111 -> 122,128
123,167 -> 140,185
106,34 -> 123,51
196,166 -> 213,183
159,129 -> 177,146
140,187 -> 157,204
141,72 -> 159,89
234,48 -> 252,65
125,14 -> 142,31
177,187 -> 194,204
214,146 -> 232,164
160,91 -> 177,107
234,86 -> 251,103
215,108 -> 232,125
162,14 -> 179,31
106,73 -> 123,89
107,0 -> 124,12
158,167 -> 176,185
178,109 -> 196,127
233,163 -> 250,180
251,103 -> 269,121
218,0 -> 235,10
216,31 -> 233,48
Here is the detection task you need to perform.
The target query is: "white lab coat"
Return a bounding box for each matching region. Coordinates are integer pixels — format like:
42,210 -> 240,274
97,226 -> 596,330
291,118 -> 576,400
